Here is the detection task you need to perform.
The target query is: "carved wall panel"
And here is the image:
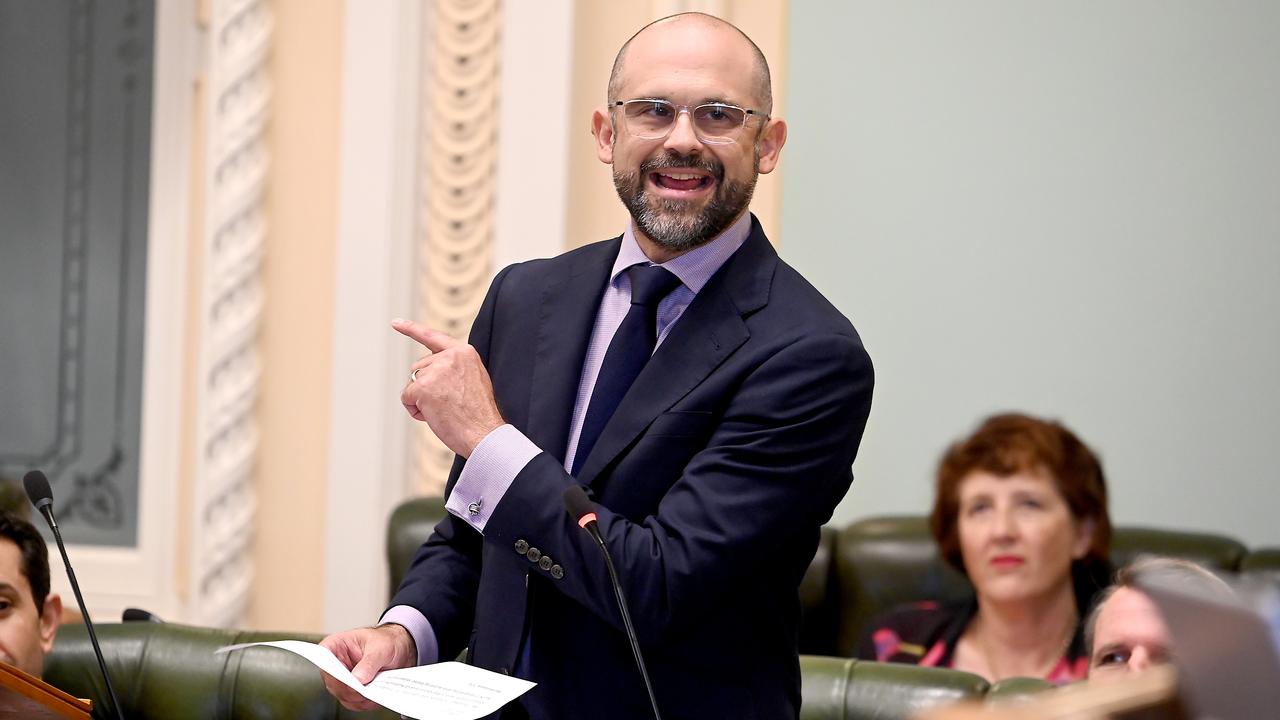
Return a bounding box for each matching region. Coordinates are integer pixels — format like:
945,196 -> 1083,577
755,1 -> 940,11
413,0 -> 502,495
190,0 -> 272,626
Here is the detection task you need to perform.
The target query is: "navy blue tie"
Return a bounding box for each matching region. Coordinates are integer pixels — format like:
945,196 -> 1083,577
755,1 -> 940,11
571,264 -> 683,476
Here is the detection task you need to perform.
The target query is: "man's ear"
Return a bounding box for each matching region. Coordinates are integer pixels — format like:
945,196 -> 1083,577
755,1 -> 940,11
39,593 -> 62,654
591,107 -> 615,164
755,117 -> 788,175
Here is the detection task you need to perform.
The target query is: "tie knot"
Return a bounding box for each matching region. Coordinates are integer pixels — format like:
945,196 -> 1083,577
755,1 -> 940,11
627,265 -> 682,308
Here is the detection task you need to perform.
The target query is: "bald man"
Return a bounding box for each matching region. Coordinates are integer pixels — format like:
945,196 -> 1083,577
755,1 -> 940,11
321,13 -> 873,720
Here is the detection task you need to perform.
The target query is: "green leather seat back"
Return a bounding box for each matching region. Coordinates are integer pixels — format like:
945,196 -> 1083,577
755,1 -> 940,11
1240,548 -> 1280,587
799,526 -> 840,656
1110,527 -> 1247,572
45,622 -> 400,719
1242,548 -> 1280,572
386,495 -> 448,597
831,517 -> 1250,657
833,517 -> 972,657
800,655 -> 988,720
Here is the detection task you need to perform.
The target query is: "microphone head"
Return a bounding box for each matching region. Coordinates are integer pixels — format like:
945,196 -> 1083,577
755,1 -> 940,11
22,470 -> 54,510
563,484 -> 595,522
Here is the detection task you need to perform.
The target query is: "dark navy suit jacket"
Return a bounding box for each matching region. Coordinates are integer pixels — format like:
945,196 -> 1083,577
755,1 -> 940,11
390,218 -> 873,720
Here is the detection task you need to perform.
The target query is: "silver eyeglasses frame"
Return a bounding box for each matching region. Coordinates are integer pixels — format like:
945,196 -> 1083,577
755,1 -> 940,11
610,99 -> 768,145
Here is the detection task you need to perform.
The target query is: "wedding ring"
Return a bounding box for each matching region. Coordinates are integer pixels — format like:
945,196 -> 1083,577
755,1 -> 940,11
410,368 -> 420,382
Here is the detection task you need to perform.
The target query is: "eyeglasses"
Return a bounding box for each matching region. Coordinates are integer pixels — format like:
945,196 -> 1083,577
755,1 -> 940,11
611,99 -> 766,145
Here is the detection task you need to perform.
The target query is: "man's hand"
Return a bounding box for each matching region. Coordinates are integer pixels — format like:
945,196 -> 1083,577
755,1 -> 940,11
319,624 -> 418,711
394,318 -> 505,458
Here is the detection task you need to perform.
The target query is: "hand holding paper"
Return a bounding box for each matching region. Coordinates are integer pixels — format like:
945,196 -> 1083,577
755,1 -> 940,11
216,641 -> 534,720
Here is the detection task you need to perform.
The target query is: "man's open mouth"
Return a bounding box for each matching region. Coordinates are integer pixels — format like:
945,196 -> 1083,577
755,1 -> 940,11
650,171 -> 713,192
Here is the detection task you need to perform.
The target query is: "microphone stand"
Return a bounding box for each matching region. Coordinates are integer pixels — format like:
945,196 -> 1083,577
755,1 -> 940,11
564,486 -> 662,720
42,512 -> 126,720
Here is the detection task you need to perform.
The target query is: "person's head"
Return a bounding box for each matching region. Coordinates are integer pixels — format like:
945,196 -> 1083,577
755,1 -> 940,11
591,13 -> 787,258
930,413 -> 1111,607
0,510 -> 61,676
1085,557 -> 1233,682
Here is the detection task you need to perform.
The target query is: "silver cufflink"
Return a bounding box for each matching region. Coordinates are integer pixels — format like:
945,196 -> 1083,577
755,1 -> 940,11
467,499 -> 483,516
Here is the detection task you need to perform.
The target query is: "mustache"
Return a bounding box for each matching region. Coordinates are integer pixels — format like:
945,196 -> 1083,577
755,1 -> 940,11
640,152 -> 724,183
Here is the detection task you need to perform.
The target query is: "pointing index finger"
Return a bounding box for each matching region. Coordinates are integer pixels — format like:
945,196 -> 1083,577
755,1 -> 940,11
391,318 -> 459,352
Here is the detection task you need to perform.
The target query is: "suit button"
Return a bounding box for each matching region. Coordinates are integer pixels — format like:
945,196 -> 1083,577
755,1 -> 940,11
514,540 -> 529,555
550,564 -> 564,580
538,556 -> 553,571
526,547 -> 542,563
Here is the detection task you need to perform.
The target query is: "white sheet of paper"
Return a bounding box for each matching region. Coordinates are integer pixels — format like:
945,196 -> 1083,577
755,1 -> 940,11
216,640 -> 535,720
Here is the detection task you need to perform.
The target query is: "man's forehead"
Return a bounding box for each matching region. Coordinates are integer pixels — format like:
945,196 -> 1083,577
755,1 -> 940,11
617,22 -> 759,100
1100,588 -> 1171,638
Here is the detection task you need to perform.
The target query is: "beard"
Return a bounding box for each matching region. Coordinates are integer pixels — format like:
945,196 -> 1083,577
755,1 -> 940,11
613,151 -> 757,253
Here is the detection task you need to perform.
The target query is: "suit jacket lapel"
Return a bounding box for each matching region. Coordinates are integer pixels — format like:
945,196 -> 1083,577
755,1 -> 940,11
523,239 -> 619,464
576,219 -> 778,485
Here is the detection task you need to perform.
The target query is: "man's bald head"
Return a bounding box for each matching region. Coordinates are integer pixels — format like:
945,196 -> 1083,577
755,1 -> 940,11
607,13 -> 773,115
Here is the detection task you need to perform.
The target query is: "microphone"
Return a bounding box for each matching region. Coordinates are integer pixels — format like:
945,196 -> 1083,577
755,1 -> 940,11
563,485 -> 662,720
24,471 -> 126,720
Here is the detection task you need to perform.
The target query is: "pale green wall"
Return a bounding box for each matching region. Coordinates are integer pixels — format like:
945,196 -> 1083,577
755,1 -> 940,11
781,1 -> 1280,545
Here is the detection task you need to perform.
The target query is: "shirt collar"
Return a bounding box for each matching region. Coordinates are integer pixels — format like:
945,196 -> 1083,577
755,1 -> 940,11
611,211 -> 752,294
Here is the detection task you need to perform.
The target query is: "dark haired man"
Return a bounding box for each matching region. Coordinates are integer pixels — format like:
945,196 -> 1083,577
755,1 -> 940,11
322,12 -> 873,719
0,510 -> 62,677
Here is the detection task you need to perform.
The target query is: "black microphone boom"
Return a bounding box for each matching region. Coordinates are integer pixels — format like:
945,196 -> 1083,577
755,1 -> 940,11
23,470 -> 126,720
562,485 -> 662,720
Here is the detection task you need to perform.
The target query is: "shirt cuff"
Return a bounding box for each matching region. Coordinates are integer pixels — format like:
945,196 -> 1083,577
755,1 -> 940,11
379,605 -> 439,666
445,424 -> 542,533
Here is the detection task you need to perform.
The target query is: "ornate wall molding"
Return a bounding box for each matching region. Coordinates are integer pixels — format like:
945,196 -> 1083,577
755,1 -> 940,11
413,0 -> 502,494
191,0 -> 272,627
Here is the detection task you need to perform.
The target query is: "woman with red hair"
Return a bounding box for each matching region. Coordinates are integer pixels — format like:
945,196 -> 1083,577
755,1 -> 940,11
856,413 -> 1112,684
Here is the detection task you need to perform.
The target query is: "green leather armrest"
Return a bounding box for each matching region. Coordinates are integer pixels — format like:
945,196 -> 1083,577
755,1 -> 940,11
45,622 -> 400,719
985,676 -> 1053,700
386,495 -> 449,597
800,655 -> 988,720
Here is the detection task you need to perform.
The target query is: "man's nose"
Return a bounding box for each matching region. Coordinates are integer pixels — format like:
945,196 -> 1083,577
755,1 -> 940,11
663,111 -> 703,155
1128,646 -> 1152,672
